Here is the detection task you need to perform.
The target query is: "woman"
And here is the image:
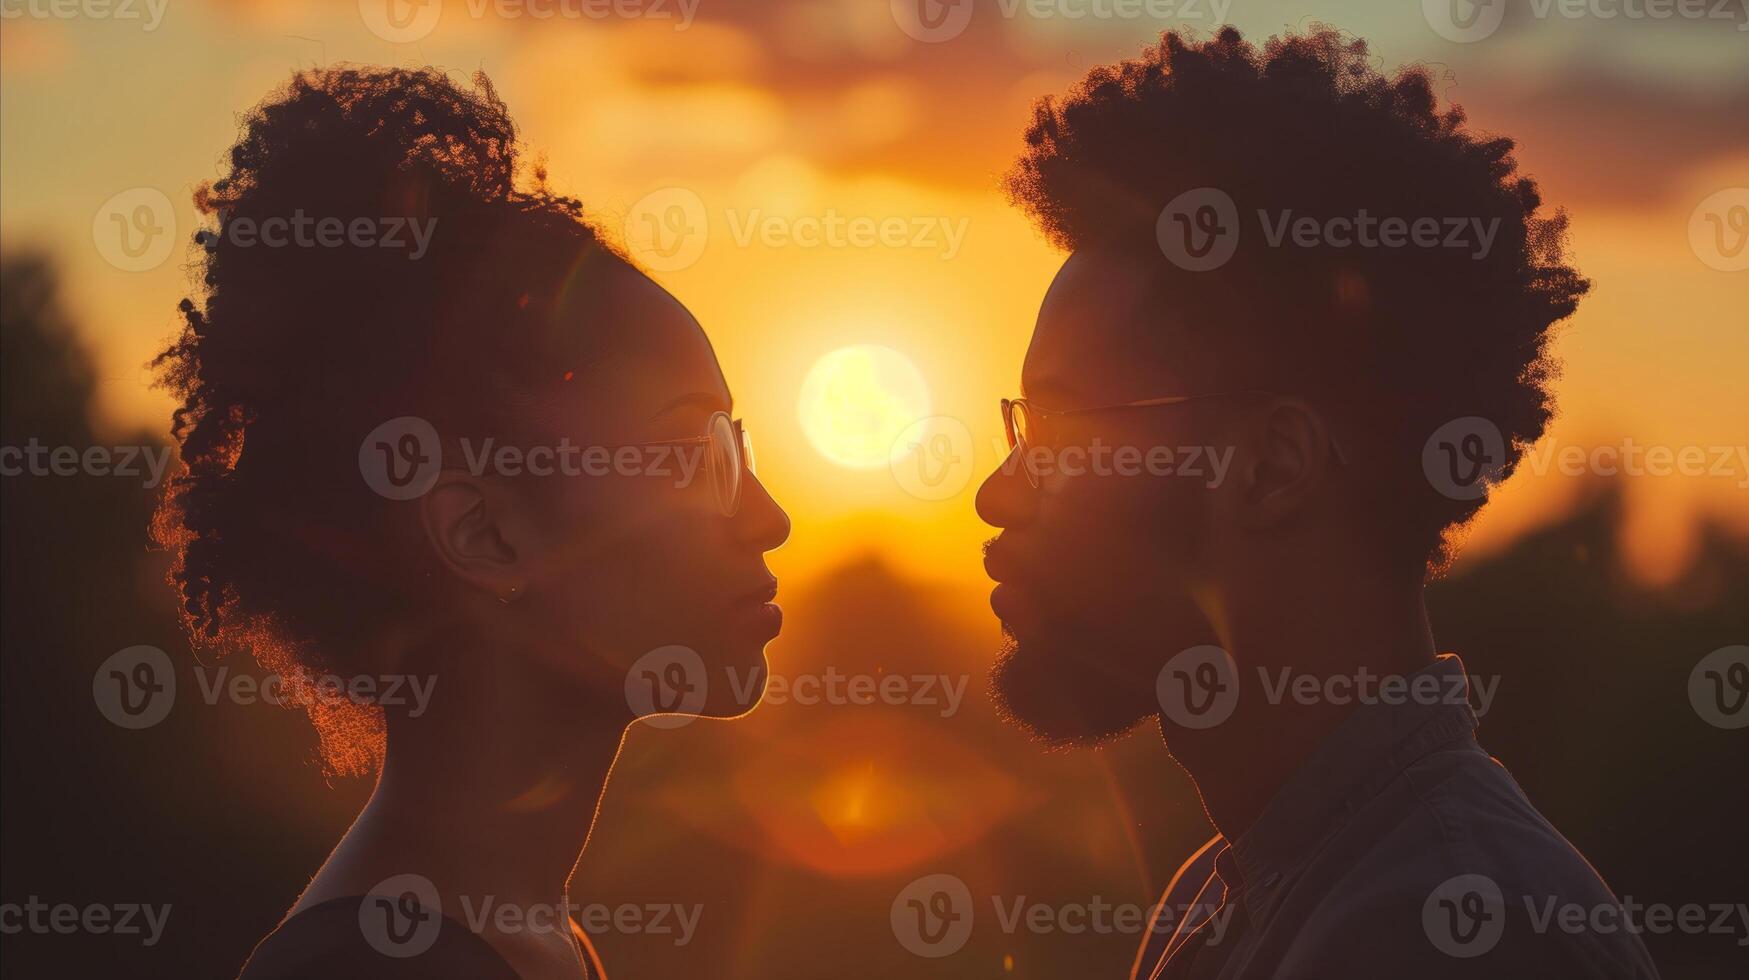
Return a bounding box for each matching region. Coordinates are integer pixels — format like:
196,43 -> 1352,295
154,67 -> 789,978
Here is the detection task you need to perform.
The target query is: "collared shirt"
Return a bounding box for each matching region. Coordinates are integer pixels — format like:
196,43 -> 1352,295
1133,655 -> 1661,980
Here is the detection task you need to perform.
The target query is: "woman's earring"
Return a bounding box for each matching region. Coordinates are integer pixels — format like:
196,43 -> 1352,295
498,584 -> 523,605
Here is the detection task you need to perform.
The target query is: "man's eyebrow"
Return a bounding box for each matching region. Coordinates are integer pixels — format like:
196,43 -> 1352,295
647,390 -> 731,421
1021,374 -> 1084,409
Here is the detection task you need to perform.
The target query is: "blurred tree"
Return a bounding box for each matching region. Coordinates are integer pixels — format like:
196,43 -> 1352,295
2,253 -> 331,978
1429,485 -> 1749,977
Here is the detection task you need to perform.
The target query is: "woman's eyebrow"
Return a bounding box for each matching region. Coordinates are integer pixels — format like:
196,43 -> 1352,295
647,390 -> 731,421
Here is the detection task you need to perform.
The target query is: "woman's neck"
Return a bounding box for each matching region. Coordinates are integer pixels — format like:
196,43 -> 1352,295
313,653 -> 629,912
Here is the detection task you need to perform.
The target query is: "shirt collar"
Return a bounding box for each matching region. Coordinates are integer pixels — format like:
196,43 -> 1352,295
1221,653 -> 1480,923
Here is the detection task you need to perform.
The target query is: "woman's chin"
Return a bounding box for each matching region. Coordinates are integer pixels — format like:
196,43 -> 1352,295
724,599 -> 783,643
703,646 -> 770,718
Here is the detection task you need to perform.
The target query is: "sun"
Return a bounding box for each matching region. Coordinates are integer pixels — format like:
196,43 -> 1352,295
797,345 -> 931,470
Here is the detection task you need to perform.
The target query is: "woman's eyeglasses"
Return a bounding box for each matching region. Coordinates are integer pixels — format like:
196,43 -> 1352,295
638,410 -> 754,516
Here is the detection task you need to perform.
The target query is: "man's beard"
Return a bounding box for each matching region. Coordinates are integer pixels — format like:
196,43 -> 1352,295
988,617 -> 1163,749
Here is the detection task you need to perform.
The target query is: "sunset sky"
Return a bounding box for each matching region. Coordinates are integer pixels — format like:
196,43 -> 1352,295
3,0 -> 1745,596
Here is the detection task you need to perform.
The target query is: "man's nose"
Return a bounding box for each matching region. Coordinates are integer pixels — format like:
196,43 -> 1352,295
975,444 -> 1035,529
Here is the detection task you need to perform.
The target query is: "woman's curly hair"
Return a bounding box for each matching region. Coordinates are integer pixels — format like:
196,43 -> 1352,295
153,66 -> 629,774
1005,26 -> 1589,573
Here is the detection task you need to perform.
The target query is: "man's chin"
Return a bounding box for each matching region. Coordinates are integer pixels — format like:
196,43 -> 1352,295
987,622 -> 1156,749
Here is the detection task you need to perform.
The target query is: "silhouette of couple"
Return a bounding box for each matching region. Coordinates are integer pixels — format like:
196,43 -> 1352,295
156,26 -> 1657,980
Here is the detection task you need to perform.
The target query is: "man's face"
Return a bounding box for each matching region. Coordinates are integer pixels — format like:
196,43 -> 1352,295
976,249 -> 1226,746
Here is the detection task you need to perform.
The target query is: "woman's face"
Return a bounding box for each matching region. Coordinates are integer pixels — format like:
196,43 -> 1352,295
492,265 -> 791,721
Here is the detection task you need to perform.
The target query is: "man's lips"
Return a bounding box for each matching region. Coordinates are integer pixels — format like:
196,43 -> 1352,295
990,578 -> 1054,637
989,580 -> 1021,618
983,544 -> 1042,630
982,544 -> 1019,586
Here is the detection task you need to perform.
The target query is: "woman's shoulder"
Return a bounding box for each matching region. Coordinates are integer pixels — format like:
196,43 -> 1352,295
237,895 -> 521,980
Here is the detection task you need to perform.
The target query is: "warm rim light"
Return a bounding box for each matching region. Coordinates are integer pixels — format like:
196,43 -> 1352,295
797,344 -> 931,470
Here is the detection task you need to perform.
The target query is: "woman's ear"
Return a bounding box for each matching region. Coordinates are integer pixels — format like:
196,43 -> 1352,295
419,469 -> 525,600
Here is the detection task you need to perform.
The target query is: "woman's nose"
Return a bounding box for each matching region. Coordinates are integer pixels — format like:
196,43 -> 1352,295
736,471 -> 791,552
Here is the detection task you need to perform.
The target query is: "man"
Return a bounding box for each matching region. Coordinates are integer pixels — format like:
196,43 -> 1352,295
976,27 -> 1658,979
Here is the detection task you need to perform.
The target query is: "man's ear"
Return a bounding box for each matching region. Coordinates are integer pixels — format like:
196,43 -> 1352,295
419,469 -> 526,599
1236,398 -> 1337,528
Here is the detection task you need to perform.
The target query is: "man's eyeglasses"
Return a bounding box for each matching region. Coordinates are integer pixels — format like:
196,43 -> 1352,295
999,391 -> 1344,488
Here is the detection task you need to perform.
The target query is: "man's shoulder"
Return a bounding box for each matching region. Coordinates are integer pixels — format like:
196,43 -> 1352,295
1285,743 -> 1660,978
1360,741 -> 1615,902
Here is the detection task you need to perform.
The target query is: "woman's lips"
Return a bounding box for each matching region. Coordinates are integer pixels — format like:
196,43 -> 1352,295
729,579 -> 782,637
733,577 -> 779,605
729,600 -> 783,638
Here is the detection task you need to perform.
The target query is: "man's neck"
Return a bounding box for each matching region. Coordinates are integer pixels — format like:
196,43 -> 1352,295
1169,576 -> 1438,844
